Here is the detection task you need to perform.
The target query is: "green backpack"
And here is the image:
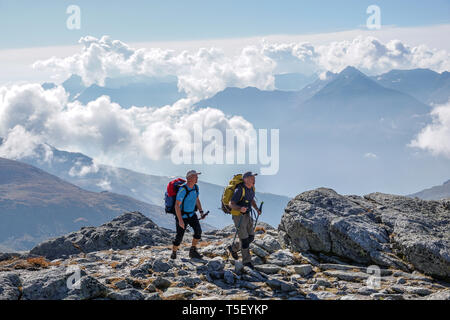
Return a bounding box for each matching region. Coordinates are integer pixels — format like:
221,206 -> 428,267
221,174 -> 254,214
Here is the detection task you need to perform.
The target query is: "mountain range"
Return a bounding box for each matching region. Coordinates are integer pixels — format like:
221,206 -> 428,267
0,139 -> 291,232
0,157 -> 176,251
4,65 -> 450,252
408,179 -> 450,200
371,68 -> 450,105
196,66 -> 434,129
194,66 -> 450,196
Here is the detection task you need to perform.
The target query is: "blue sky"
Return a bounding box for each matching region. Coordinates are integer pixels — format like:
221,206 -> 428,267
1,0 -> 449,49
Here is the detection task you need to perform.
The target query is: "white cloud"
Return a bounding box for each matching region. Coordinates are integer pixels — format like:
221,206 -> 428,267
33,36 -> 276,101
262,36 -> 450,76
364,152 -> 378,159
31,35 -> 449,102
96,179 -> 112,191
3,23 -> 449,86
410,101 -> 450,158
68,160 -> 99,177
0,83 -> 255,167
0,125 -> 42,159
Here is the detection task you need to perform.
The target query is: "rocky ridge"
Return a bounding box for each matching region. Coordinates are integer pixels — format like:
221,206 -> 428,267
279,188 -> 450,280
0,203 -> 449,300
29,212 -> 172,260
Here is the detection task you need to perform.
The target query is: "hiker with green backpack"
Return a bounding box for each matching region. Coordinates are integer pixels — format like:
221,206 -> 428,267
222,171 -> 261,269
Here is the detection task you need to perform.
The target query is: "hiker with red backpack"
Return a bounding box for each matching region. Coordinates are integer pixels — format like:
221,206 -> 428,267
221,172 -> 261,269
164,170 -> 207,260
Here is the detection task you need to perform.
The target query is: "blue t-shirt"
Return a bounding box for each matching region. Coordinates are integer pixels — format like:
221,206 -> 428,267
176,184 -> 199,213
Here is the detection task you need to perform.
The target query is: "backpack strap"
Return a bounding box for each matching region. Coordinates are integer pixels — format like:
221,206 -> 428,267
237,183 -> 254,205
180,184 -> 199,213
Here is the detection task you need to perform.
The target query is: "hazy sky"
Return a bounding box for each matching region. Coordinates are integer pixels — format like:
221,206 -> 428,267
0,1 -> 449,196
1,0 -> 449,49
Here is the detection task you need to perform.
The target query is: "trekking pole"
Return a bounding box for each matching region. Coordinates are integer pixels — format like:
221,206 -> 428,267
253,201 -> 264,231
199,210 -> 209,220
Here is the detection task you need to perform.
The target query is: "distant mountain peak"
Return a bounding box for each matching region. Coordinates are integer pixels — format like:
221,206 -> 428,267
409,178 -> 450,200
310,66 -> 381,98
63,74 -> 84,86
323,70 -> 336,78
338,66 -> 367,78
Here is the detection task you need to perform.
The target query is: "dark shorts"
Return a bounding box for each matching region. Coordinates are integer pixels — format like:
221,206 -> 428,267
173,213 -> 202,246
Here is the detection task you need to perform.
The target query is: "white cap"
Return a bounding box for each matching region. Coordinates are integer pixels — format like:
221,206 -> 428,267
186,170 -> 201,179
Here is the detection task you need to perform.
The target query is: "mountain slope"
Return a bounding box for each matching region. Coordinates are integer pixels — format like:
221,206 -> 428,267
43,74 -> 186,108
195,86 -> 303,127
274,73 -> 317,91
75,82 -> 185,108
0,141 -> 290,230
372,69 -> 450,105
408,179 -> 450,200
194,66 -> 442,198
196,67 -> 431,130
286,67 -> 430,141
299,66 -> 430,118
0,158 -> 177,251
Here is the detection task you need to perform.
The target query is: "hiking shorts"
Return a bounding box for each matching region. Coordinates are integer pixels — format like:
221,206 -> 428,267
232,213 -> 255,243
173,213 -> 202,246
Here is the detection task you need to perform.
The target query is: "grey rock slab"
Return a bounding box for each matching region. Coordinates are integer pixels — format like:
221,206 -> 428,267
280,188 -> 450,278
161,287 -> 194,300
253,235 -> 282,254
425,289 -> 450,300
254,264 -> 282,274
0,273 -> 22,300
323,270 -> 369,282
293,264 -> 313,276
266,250 -> 295,266
153,276 -> 171,290
206,257 -> 225,272
107,288 -> 146,300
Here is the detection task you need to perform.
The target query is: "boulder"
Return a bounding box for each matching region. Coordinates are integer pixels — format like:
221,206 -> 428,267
21,266 -> 108,300
280,188 -> 450,279
253,235 -> 282,254
161,287 -> 194,300
0,273 -> 21,300
293,264 -> 313,276
30,212 -> 172,260
130,261 -> 153,278
365,192 -> 450,280
152,258 -> 172,273
153,276 -> 171,290
266,249 -> 295,266
68,275 -> 109,300
206,257 -> 225,272
234,261 -> 244,274
426,289 -> 450,300
107,288 -> 146,300
251,246 -> 270,258
224,270 -> 235,284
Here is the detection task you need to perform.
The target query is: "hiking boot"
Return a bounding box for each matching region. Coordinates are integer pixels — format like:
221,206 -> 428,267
227,245 -> 239,260
170,250 -> 177,259
243,262 -> 254,269
189,246 -> 203,259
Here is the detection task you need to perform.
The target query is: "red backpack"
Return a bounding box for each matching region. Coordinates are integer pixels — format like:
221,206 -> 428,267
164,178 -> 199,214
164,178 -> 186,214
